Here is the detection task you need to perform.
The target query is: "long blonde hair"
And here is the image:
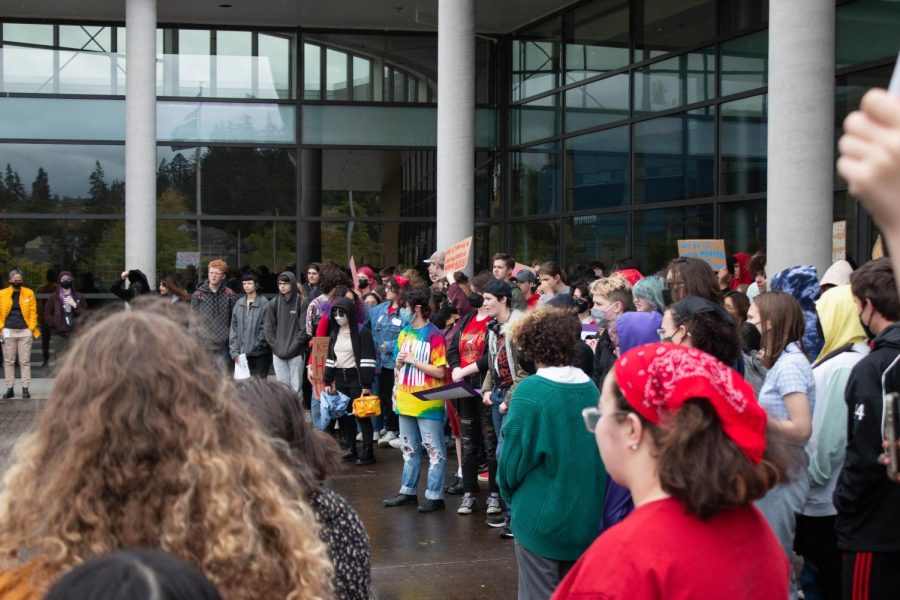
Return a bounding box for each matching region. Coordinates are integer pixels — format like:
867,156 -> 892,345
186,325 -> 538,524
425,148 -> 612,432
0,310 -> 332,600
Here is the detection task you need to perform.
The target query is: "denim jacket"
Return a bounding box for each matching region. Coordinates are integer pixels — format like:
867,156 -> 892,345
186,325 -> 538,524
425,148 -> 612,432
367,301 -> 410,371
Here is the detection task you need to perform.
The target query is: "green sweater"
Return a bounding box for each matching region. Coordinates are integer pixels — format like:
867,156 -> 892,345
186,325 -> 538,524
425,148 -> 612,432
497,374 -> 606,561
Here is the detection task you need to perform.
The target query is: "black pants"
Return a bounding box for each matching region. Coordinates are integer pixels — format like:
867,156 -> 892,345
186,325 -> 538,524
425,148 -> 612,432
40,324 -> 51,364
795,514 -> 841,600
843,551 -> 900,600
457,396 -> 498,494
377,368 -> 399,433
246,352 -> 272,378
334,368 -> 373,458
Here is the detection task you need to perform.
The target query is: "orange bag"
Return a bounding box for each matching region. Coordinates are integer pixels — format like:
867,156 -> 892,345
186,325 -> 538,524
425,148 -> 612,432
352,393 -> 381,418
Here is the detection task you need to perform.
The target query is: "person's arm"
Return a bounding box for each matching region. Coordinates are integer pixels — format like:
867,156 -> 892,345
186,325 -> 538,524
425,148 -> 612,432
72,294 -> 87,316
770,393 -> 813,443
446,315 -> 464,370
110,274 -> 132,301
358,329 -> 377,389
43,296 -> 56,331
263,302 -> 277,348
447,282 -> 472,318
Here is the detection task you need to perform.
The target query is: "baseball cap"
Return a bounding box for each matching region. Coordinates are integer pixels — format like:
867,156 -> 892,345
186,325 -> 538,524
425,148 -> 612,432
512,269 -> 536,283
424,250 -> 445,265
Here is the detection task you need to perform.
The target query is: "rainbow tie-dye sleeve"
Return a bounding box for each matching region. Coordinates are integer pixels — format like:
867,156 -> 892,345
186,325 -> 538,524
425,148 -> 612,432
394,323 -> 448,420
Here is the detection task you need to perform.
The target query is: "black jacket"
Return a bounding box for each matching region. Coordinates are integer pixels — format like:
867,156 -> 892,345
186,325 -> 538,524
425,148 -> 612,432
834,322 -> 900,552
110,269 -> 151,301
591,330 -> 617,388
263,272 -> 309,359
446,310 -> 490,389
190,280 -> 237,349
323,297 -> 376,387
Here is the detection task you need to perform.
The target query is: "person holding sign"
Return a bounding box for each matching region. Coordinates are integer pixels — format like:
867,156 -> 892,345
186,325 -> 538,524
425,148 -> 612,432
383,287 -> 449,513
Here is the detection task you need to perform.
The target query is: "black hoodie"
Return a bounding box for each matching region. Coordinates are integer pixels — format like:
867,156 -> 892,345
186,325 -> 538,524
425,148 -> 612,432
323,297 -> 376,387
264,272 -> 309,359
834,322 -> 900,552
110,269 -> 151,302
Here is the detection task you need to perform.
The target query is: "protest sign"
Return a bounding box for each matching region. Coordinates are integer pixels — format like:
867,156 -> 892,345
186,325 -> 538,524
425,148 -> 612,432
832,221 -> 847,263
443,237 -> 473,274
309,336 -> 330,398
677,239 -> 727,271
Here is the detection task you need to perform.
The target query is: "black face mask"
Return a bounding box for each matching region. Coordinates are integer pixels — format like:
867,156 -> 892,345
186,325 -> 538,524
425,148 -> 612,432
10,281 -> 22,289
859,303 -> 876,340
468,292 -> 484,309
574,296 -> 589,313
60,280 -> 73,290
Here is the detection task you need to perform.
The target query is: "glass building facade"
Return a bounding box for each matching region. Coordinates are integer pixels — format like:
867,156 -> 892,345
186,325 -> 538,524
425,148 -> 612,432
0,0 -> 896,297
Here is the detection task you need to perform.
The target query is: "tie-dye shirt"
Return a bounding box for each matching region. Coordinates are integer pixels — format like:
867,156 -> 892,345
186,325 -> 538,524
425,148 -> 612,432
395,322 -> 447,420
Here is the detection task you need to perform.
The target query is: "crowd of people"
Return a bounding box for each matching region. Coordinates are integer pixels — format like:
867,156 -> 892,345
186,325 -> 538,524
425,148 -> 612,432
0,85 -> 899,599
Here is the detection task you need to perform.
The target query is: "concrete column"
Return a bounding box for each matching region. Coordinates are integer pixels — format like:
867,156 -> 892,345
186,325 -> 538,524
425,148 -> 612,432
125,0 -> 157,287
299,148 -> 323,267
437,0 -> 475,272
767,0 -> 835,277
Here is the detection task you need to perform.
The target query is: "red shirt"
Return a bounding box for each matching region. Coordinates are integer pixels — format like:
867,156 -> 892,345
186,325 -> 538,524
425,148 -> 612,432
459,314 -> 489,368
552,497 -> 789,600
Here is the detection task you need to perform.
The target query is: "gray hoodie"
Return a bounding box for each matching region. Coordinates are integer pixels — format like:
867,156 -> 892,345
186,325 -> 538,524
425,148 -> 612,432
263,272 -> 309,359
229,293 -> 270,358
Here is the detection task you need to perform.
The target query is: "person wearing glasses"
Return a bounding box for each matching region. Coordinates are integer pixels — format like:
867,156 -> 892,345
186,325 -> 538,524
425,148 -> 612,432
664,257 -> 721,306
496,307 -> 605,599
554,344 -> 791,599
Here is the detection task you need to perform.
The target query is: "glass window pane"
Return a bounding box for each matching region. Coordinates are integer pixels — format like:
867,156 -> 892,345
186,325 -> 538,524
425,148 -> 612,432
0,97 -> 125,140
510,144 -> 560,216
1,46 -> 56,93
633,47 -> 715,115
837,0 -> 900,69
564,73 -> 628,133
192,220 -> 296,278
304,43 -> 321,99
512,16 -> 561,102
393,70 -> 406,102
215,30 -> 252,98
158,101 -> 296,144
352,56 -> 372,101
59,25 -> 111,51
474,224 -> 502,272
720,30 -> 767,96
319,221 -> 385,266
633,205 -> 714,273
325,49 -> 349,100
835,65 -> 893,187
58,50 -> 117,94
565,126 -> 629,211
2,23 -> 53,46
178,30 -> 211,95
719,199 -> 766,256
720,94 -> 767,196
0,144 -> 125,214
475,151 -> 500,219
510,220 -> 560,264
407,76 -> 417,103
564,213 -> 628,269
512,94 -> 560,146
258,33 -> 292,100
720,0 -> 768,37
564,0 -> 630,84
383,66 -> 391,101
634,107 -> 715,204
833,191 -> 861,266
635,0 -> 716,62
157,147 -> 296,216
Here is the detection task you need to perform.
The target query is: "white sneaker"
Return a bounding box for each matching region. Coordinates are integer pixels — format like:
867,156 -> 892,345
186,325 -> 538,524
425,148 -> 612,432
457,493 -> 476,515
373,431 -> 381,442
356,432 -> 363,442
379,431 -> 398,447
389,437 -> 403,449
486,493 -> 503,515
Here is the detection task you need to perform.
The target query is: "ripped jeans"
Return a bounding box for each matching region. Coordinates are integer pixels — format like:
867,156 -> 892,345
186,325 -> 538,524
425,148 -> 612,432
398,414 -> 447,500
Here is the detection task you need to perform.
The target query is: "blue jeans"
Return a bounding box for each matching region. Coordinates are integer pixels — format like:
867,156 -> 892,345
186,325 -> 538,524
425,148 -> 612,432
398,414 -> 447,500
490,386 -> 509,463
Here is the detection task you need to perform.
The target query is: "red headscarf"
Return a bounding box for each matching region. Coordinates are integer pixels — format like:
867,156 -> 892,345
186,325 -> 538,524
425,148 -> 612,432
617,268 -> 644,286
613,343 -> 767,463
731,253 -> 752,290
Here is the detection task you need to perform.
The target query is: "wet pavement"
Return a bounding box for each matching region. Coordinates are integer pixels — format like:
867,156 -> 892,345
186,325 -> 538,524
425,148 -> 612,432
0,381 -> 519,599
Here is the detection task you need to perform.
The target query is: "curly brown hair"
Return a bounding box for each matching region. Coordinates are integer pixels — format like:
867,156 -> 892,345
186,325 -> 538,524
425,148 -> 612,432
511,307 -> 581,367
0,311 -> 332,600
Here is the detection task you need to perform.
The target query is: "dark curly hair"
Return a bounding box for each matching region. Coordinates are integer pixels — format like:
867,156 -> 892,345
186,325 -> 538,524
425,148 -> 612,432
669,310 -> 741,366
511,307 -> 580,367
405,287 -> 433,319
319,267 -> 351,296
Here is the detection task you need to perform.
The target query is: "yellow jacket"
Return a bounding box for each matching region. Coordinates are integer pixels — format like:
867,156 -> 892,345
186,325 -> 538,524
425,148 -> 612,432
0,286 -> 41,337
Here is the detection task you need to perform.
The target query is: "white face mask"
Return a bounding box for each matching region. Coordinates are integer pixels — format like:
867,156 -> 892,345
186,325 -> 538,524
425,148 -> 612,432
335,315 -> 349,327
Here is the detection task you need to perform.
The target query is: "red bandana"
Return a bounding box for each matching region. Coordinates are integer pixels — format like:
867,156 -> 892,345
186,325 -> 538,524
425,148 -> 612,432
614,343 -> 767,463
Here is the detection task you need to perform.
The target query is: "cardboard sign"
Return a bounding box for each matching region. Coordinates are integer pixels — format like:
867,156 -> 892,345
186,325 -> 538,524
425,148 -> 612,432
349,256 -> 359,285
309,336 -> 330,398
175,251 -> 200,269
832,221 -> 847,263
443,236 -> 473,274
513,262 -> 534,275
677,239 -> 727,271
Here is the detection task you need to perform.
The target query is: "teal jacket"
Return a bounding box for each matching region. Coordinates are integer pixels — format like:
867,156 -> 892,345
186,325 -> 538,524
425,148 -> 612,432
498,372 -> 605,561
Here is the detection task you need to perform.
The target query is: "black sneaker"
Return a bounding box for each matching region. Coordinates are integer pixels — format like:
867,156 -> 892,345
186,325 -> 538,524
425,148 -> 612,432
417,499 -> 446,513
21,388 -> 30,399
486,515 -> 508,528
444,475 -> 464,495
499,526 -> 514,539
2,388 -> 13,400
383,494 -> 418,507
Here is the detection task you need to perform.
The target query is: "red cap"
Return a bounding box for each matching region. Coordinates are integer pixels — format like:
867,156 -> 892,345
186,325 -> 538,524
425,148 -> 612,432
617,268 -> 644,286
392,275 -> 409,288
614,343 -> 767,463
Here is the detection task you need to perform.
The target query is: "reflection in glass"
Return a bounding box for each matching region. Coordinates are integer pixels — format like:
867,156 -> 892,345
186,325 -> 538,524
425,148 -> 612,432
510,144 -> 560,216
720,30 -> 767,96
59,25 -> 111,51
564,0 -> 630,83
565,126 -> 629,211
326,48 -> 349,100
258,33 -> 291,99
512,94 -> 560,146
512,16 -> 561,102
634,0 -> 716,62
833,191 -> 862,265
157,146 -> 296,216
475,151 -> 500,219
178,29 -> 211,95
720,0 -> 768,37
564,213 -> 628,268
720,95 -> 767,196
353,56 -> 373,101
632,205 -> 714,273
0,144 -> 125,214
837,0 -> 900,69
304,43 -> 321,100
720,199 -> 766,256
565,74 -> 628,133
835,65 -> 893,186
2,23 -> 54,46
510,220 -> 560,264
0,97 -> 125,141
196,220 -> 297,276
475,224 -> 502,272
633,48 -> 715,114
633,107 -> 715,204
158,101 -> 296,144
215,31 -> 252,98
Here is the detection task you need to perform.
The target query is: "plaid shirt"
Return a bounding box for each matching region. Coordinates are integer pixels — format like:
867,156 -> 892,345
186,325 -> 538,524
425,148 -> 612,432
758,342 -> 815,421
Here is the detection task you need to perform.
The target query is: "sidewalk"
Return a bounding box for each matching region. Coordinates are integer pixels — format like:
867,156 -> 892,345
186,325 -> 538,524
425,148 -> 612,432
0,379 -> 50,473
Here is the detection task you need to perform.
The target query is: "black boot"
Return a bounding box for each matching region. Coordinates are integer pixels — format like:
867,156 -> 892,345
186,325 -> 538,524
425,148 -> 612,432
2,388 -> 13,400
356,445 -> 375,466
21,388 -> 30,399
342,447 -> 358,461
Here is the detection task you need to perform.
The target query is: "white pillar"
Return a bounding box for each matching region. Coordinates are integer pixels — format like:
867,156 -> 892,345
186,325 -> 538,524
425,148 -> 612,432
437,0 -> 475,271
766,0 -> 835,278
125,0 -> 157,286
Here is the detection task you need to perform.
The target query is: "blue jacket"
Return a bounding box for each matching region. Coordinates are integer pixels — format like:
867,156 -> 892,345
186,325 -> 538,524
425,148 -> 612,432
366,301 -> 410,371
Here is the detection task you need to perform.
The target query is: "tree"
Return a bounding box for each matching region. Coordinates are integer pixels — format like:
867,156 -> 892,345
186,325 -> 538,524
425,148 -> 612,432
4,164 -> 25,203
